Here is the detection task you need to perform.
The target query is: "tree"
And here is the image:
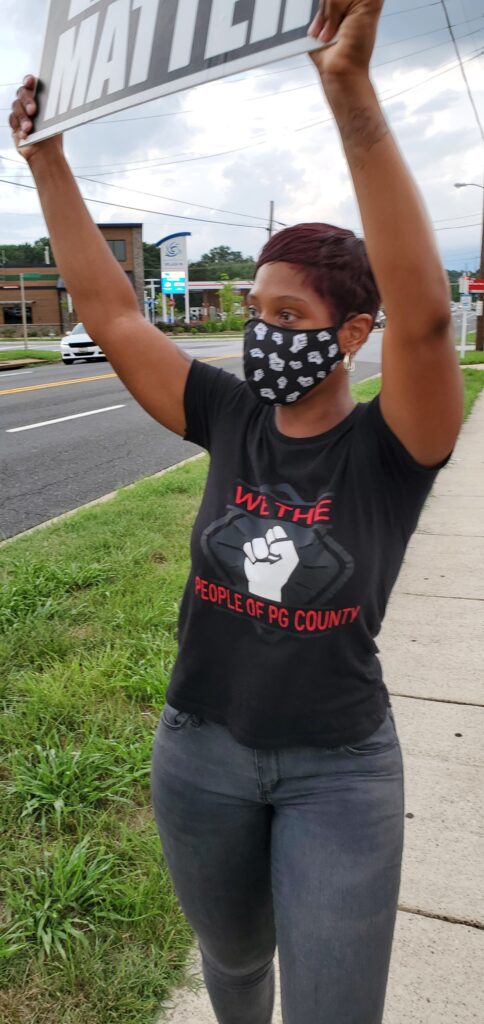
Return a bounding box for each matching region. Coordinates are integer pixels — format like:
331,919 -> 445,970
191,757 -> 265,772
219,275 -> 236,318
0,237 -> 52,266
188,246 -> 256,282
143,242 -> 160,278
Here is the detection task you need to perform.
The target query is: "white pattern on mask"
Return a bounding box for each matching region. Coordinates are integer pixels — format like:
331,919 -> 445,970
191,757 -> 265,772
277,376 -> 288,389
253,369 -> 265,382
260,388 -> 277,400
268,353 -> 285,372
286,392 -> 300,403
271,332 -> 284,345
297,376 -> 314,388
254,323 -> 269,341
318,331 -> 331,342
317,370 -> 327,379
250,348 -> 265,359
328,343 -> 339,358
307,351 -> 323,365
290,333 -> 308,354
289,360 -> 303,370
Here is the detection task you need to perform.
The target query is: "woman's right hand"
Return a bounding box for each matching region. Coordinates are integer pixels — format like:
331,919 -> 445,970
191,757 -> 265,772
9,74 -> 63,163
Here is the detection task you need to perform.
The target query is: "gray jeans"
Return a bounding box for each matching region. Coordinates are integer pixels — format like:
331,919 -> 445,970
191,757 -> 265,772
151,703 -> 404,1024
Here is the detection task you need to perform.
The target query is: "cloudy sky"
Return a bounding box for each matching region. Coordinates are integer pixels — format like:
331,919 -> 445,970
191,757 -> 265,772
0,0 -> 483,271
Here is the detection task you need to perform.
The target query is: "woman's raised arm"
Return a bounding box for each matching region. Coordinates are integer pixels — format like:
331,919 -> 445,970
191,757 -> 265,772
309,1 -> 463,465
9,76 -> 191,437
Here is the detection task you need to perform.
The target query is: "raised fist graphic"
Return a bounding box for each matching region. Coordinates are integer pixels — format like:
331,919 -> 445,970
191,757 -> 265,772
243,526 -> 299,603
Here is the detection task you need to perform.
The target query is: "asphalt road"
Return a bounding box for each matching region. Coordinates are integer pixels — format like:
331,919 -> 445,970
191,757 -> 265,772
2,334 -> 381,540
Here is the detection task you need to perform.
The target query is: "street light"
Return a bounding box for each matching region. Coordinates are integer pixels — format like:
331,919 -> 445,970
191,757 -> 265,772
454,180 -> 484,351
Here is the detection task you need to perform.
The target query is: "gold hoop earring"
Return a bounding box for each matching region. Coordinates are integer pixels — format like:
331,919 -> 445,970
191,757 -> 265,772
343,352 -> 355,374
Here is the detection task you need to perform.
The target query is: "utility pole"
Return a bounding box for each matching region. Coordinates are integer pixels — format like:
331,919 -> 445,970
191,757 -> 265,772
476,181 -> 484,351
268,200 -> 275,239
455,179 -> 484,351
19,273 -> 28,351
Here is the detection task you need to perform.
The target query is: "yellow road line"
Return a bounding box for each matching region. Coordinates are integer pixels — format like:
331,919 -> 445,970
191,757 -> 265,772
0,354 -> 240,398
0,372 -> 116,398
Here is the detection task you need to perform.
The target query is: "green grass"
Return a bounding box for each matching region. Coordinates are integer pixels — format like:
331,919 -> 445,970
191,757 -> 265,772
1,371 -> 483,1023
0,349 -> 61,363
459,349 -> 484,365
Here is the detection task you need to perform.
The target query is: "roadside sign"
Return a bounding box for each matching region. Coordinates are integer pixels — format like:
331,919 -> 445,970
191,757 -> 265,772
476,300 -> 483,317
162,272 -> 186,294
469,280 -> 484,293
459,275 -> 470,295
26,0 -> 321,144
460,295 -> 472,311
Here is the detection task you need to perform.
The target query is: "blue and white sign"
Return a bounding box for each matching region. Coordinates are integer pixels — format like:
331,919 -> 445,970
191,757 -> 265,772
157,231 -> 191,320
460,296 -> 472,311
162,271 -> 186,295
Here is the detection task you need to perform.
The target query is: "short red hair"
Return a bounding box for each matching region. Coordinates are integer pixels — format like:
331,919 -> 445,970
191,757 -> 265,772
256,222 -> 380,326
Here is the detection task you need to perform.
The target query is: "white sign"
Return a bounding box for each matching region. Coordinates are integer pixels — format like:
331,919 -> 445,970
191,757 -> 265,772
160,234 -> 189,274
460,295 -> 472,311
158,231 -> 190,316
476,300 -> 483,317
27,0 -> 321,144
459,276 -> 470,295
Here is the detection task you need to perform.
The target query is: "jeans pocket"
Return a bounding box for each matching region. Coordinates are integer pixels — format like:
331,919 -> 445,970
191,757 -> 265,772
161,703 -> 193,730
342,709 -> 398,756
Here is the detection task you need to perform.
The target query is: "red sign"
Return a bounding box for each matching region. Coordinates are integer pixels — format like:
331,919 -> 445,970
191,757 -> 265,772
469,280 -> 484,292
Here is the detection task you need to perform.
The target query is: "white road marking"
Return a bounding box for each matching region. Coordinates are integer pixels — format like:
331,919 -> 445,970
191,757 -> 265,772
6,404 -> 125,433
2,370 -> 34,377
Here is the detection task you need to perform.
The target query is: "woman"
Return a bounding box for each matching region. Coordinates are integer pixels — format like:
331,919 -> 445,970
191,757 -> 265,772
11,2 -> 462,1022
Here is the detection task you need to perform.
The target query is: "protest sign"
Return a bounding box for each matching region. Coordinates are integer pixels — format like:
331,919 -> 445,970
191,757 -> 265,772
27,0 -> 321,144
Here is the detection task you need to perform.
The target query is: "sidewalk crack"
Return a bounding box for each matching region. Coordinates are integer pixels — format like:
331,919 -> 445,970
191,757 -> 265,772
398,591 -> 483,602
390,693 -> 484,708
399,905 -> 484,932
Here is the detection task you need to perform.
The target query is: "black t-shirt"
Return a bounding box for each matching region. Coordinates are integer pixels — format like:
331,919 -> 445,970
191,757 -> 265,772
166,359 -> 444,750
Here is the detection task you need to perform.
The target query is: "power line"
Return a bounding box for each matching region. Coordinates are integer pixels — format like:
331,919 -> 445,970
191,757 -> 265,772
0,175 -> 479,238
0,176 -> 273,231
295,45 -> 484,135
434,222 -> 481,230
77,177 -> 272,225
440,0 -> 484,144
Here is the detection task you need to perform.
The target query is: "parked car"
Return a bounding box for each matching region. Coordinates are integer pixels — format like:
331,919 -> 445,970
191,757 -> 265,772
60,323 -> 106,364
374,309 -> 386,329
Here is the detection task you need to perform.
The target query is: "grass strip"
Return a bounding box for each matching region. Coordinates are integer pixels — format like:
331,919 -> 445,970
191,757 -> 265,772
0,349 -> 61,363
459,349 -> 484,365
1,371 -> 483,1024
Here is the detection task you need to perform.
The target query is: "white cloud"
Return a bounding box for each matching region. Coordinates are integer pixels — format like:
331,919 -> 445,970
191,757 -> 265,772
0,0 -> 482,270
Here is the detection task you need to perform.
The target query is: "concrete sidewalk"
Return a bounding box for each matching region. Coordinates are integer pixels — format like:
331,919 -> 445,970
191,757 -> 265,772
157,392 -> 484,1024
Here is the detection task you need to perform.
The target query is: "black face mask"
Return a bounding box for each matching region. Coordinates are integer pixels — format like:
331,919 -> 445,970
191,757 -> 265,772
243,318 -> 344,406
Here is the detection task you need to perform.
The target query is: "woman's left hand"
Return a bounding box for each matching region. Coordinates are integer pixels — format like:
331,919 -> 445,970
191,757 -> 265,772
308,0 -> 384,80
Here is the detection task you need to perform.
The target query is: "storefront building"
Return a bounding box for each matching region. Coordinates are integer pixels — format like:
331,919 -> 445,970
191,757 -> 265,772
0,223 -> 144,336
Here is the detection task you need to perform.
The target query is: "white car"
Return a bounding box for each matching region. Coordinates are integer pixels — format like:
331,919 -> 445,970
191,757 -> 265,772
60,323 -> 106,364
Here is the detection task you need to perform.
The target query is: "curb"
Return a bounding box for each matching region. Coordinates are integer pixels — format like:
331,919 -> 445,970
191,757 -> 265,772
0,454 -> 206,548
0,359 -> 51,371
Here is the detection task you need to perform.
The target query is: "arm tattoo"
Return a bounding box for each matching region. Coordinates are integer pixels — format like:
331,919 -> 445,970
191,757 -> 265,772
339,106 -> 389,169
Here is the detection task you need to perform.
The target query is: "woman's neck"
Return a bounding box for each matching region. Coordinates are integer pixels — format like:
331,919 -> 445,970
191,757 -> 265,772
274,368 -> 356,438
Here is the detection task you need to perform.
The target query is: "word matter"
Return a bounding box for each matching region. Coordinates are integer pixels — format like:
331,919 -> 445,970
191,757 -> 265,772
29,0 -> 320,143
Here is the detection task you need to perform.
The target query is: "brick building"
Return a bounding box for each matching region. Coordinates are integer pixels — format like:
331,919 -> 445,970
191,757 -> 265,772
0,223 -> 144,336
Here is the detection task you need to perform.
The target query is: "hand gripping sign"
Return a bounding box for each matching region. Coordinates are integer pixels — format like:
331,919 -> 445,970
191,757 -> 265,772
27,0 -> 321,144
